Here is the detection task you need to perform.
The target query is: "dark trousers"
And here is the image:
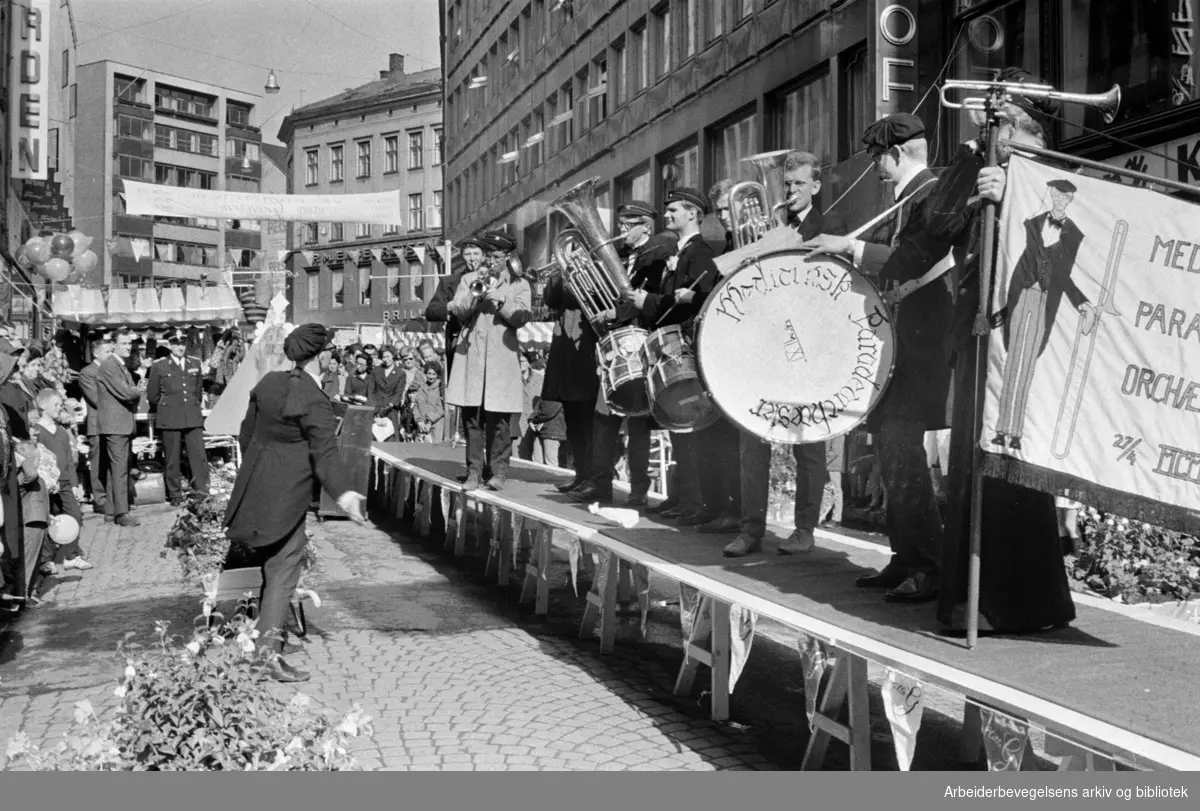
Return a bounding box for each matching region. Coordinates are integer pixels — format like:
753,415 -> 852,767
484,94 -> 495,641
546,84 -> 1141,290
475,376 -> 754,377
51,489 -> 84,563
255,518 -> 308,654
463,407 -> 512,480
162,426 -> 210,500
879,416 -> 944,576
739,435 -> 826,539
88,432 -> 107,509
590,414 -> 652,495
697,418 -> 741,518
561,400 -> 595,481
670,431 -> 704,512
103,434 -> 132,517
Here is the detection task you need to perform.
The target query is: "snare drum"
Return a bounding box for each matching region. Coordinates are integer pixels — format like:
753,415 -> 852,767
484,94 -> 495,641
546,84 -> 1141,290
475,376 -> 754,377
695,250 -> 896,444
641,325 -> 720,433
596,325 -> 651,416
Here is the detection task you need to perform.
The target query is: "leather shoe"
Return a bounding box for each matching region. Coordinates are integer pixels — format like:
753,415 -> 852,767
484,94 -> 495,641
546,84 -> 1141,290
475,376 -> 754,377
486,476 -> 506,491
555,477 -> 586,493
884,572 -> 940,603
462,474 -> 482,492
570,483 -> 613,505
115,515 -> 141,528
696,514 -> 740,534
642,499 -> 678,515
855,566 -> 908,589
624,493 -> 649,508
659,505 -> 687,519
777,528 -> 816,554
265,658 -> 311,683
675,511 -> 717,527
722,534 -> 762,558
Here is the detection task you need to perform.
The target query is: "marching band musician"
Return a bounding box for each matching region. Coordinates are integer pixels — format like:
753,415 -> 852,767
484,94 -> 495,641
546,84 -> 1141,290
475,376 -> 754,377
626,188 -> 721,526
426,235 -> 489,377
801,113 -> 952,604
445,230 -> 533,492
928,68 -> 1077,634
569,201 -> 675,508
722,152 -> 849,558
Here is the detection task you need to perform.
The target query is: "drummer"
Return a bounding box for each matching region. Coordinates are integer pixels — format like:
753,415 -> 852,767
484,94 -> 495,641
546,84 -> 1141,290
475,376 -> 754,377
800,112 -> 952,605
570,201 -> 675,508
626,187 -> 723,528
721,152 -> 850,558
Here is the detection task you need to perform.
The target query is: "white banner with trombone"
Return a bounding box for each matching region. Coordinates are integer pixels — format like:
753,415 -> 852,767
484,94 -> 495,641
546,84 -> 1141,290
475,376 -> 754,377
982,154 -> 1200,521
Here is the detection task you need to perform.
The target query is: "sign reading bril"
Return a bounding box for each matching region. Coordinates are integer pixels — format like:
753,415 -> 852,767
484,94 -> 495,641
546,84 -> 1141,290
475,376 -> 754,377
9,0 -> 51,181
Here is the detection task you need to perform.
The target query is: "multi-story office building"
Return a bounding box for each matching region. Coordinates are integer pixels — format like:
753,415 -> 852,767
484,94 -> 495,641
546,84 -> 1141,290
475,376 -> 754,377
441,0 -> 949,261
73,60 -> 263,286
279,54 -> 445,330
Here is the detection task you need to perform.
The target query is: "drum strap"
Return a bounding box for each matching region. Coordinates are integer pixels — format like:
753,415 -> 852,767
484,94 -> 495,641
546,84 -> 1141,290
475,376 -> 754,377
847,177 -> 939,240
885,250 -> 957,305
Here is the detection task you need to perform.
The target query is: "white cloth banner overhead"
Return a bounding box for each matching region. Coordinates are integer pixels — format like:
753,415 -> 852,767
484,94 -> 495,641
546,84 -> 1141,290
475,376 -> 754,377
121,180 -> 405,226
984,155 -> 1200,526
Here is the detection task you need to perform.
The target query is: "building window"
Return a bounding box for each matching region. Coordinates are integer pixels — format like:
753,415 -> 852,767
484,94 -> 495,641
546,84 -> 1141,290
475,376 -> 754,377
155,85 -> 216,120
617,162 -> 653,206
433,128 -> 444,165
70,84 -> 77,118
385,134 -> 400,173
305,222 -> 319,244
589,56 -> 609,125
227,102 -> 252,127
953,1 -> 1041,142
408,131 -> 424,169
154,164 -> 216,189
62,50 -> 69,87
681,0 -> 698,59
118,114 -> 152,141
737,0 -> 753,22
357,140 -> 372,177
387,264 -> 401,303
330,144 -> 345,182
654,6 -> 672,80
152,239 -> 219,267
839,43 -> 871,162
431,190 -> 443,229
409,194 -> 424,231
226,137 -> 260,162
704,0 -> 725,44
359,267 -> 372,306
157,124 -> 218,155
530,107 -> 544,167
307,272 -> 320,309
331,222 -> 344,242
561,82 -> 575,145
613,38 -> 628,107
331,270 -> 344,308
1059,0 -> 1193,132
384,221 -> 400,235
114,75 -> 146,104
710,109 -> 758,184
661,141 -> 699,197
631,21 -> 649,95
226,175 -> 260,194
767,70 -> 832,165
306,149 -> 319,185
356,222 -> 372,239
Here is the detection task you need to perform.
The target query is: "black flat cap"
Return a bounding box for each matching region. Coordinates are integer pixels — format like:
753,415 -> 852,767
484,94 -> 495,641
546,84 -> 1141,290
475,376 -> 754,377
458,236 -> 489,251
481,231 -> 517,252
665,187 -> 710,215
862,113 -> 926,151
1046,179 -> 1078,193
618,201 -> 656,220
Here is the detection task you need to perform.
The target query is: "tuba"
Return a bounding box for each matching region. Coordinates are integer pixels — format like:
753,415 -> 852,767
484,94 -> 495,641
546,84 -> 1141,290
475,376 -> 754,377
727,149 -> 793,249
549,177 -> 635,332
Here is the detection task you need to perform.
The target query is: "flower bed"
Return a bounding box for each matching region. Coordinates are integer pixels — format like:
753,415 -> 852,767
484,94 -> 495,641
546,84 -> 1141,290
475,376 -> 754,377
5,617 -> 372,770
1069,507 -> 1200,605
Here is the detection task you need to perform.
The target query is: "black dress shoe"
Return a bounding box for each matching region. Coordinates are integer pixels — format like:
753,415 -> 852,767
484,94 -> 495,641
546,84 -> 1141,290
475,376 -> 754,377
675,511 -> 718,527
265,658 -> 311,683
570,483 -> 613,505
625,493 -> 649,508
642,499 -> 678,515
855,567 -> 908,589
462,474 -> 482,492
884,572 -> 940,604
486,476 -> 506,491
555,477 -> 586,493
659,506 -> 687,520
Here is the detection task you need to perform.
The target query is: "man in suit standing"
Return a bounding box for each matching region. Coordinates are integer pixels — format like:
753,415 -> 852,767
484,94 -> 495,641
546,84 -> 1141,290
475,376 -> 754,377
225,324 -> 367,682
78,335 -> 114,514
802,113 -> 953,604
147,330 -> 209,506
97,330 -> 142,527
723,151 -> 849,557
994,179 -> 1093,450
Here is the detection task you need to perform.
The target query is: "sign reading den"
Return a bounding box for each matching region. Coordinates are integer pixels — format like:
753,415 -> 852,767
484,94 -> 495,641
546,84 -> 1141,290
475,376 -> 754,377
9,0 -> 51,181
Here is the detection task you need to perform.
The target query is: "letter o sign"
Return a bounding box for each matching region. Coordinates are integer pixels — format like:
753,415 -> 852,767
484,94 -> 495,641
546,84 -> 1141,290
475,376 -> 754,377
879,4 -> 917,47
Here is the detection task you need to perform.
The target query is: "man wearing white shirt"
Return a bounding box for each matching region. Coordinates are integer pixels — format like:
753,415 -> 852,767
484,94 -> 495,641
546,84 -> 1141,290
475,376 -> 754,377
146,331 -> 209,506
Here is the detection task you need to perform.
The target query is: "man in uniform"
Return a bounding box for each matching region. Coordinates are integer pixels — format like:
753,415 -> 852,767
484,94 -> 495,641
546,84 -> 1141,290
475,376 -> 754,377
722,151 -> 849,557
801,113 -> 951,603
570,201 -> 674,507
626,188 -> 721,524
146,330 -> 210,506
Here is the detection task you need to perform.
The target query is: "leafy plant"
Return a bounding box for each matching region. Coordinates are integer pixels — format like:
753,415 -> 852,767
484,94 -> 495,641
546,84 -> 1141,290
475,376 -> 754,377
5,616 -> 372,771
1069,507 -> 1200,604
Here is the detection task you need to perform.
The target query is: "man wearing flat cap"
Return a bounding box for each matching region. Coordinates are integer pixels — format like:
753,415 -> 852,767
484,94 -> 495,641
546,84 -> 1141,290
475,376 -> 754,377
994,177 -> 1091,450
226,323 -> 367,682
801,112 -> 953,604
569,201 -> 674,507
427,235 -> 489,377
146,330 -> 209,506
626,187 -> 721,524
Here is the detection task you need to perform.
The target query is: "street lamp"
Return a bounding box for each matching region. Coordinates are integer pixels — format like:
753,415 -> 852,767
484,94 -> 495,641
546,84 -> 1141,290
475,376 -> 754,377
264,69 -> 281,94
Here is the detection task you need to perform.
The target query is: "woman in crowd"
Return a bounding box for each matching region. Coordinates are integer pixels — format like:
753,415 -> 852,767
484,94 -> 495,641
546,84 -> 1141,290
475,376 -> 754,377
1,346 -> 46,440
411,361 -> 446,443
342,352 -> 374,402
370,346 -> 407,434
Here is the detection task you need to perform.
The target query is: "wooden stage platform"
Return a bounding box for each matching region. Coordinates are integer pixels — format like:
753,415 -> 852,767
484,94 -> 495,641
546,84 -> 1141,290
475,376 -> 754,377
370,442 -> 1200,772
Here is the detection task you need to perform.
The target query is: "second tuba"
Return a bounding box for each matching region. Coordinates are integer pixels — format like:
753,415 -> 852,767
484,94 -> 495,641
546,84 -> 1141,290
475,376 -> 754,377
549,177 -> 635,332
727,149 -> 793,249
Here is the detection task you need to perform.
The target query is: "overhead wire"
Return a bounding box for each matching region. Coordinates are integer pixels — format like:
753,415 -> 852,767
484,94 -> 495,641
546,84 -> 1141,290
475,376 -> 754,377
298,0 -> 440,70
75,0 -> 220,48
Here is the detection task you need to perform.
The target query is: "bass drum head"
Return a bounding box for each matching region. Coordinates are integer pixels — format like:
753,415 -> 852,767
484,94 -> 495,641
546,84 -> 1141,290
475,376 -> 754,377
696,250 -> 896,444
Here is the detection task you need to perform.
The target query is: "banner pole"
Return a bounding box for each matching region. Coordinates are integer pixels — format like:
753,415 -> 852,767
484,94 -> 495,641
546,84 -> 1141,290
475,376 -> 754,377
999,139 -> 1200,200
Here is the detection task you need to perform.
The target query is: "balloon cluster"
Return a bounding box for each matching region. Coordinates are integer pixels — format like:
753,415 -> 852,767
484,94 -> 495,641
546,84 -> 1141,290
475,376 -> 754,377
15,231 -> 99,284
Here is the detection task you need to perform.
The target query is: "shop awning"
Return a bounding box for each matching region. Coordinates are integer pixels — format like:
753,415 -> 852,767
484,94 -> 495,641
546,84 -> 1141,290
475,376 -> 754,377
51,283 -> 244,327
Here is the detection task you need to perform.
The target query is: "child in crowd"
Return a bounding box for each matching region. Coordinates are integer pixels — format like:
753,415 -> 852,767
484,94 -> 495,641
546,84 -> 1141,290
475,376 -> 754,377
411,361 -> 446,443
34,388 -> 91,571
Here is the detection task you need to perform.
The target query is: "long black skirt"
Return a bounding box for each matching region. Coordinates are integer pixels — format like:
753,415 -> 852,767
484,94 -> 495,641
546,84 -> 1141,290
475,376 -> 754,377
936,341 -> 1076,632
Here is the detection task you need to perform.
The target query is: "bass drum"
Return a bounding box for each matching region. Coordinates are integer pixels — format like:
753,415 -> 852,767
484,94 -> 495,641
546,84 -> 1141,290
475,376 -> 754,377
695,250 -> 896,444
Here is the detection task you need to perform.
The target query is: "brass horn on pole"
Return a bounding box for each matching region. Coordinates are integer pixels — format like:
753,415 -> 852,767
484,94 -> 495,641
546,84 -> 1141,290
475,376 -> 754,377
938,79 -> 1122,124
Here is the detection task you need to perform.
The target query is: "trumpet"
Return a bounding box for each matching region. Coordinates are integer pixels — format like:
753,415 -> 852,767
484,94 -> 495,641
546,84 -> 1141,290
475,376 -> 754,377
939,80 -> 1121,125
727,149 -> 793,249
469,254 -> 523,295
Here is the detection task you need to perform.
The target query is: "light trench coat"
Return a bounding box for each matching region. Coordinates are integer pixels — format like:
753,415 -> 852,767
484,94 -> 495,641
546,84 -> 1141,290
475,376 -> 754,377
445,270 -> 533,413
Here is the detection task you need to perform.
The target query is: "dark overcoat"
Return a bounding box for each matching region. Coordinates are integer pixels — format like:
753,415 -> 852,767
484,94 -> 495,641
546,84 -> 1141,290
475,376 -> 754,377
540,274 -> 600,404
640,234 -> 720,330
